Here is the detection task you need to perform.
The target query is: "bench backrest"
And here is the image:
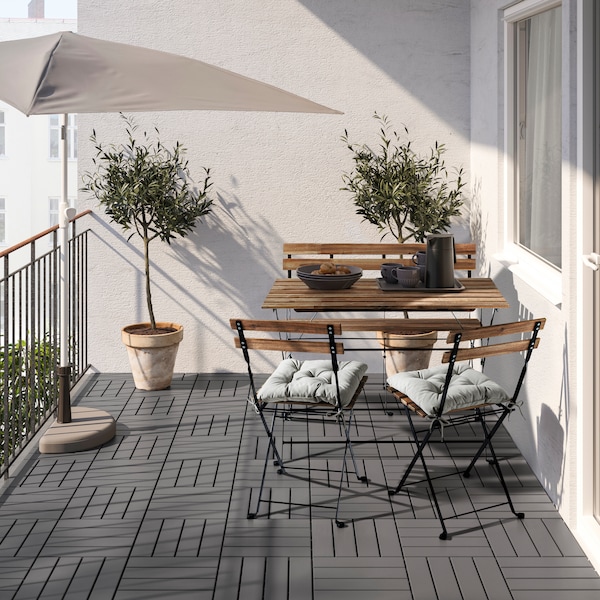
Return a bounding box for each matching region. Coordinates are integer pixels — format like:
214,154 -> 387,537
441,318 -> 545,364
283,242 -> 476,277
230,318 -> 346,356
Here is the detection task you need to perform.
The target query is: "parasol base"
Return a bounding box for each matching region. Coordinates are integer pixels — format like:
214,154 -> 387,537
39,406 -> 116,454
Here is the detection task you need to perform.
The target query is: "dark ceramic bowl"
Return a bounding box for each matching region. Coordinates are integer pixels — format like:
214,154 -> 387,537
296,265 -> 363,290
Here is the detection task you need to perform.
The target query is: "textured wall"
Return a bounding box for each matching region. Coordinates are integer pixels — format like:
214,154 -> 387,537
78,0 -> 471,374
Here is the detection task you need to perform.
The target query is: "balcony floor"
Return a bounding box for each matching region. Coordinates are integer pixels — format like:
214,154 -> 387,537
0,373 -> 599,600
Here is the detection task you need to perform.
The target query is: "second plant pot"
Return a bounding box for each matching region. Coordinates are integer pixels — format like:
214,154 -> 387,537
377,330 -> 438,376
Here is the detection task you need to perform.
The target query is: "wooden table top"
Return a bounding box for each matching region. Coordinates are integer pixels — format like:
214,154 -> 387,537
261,278 -> 509,312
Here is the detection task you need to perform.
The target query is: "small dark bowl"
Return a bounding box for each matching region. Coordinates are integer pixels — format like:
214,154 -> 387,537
296,265 -> 363,290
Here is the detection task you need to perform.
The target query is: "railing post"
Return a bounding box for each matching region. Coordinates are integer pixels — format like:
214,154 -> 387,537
2,255 -> 9,478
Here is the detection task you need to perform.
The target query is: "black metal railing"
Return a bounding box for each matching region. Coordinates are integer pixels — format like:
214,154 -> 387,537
0,210 -> 91,477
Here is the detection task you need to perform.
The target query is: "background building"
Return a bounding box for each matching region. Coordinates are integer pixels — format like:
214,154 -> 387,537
0,0 -> 77,256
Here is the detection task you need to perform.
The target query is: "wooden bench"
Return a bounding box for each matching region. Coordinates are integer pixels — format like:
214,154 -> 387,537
283,242 -> 477,277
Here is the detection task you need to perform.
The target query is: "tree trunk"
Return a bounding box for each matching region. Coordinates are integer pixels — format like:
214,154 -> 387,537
144,237 -> 156,329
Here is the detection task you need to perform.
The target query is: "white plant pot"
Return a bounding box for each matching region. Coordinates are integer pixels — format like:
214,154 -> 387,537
121,322 -> 184,390
377,330 -> 438,376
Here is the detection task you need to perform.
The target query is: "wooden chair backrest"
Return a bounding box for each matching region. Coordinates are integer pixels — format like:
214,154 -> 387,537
442,318 -> 546,364
283,242 -> 477,276
230,319 -> 345,355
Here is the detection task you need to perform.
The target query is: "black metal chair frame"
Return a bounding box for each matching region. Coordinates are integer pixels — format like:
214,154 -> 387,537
387,318 -> 545,540
231,318 -> 368,527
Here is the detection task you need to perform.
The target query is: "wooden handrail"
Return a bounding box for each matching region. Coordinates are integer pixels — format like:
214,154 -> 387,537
0,209 -> 93,258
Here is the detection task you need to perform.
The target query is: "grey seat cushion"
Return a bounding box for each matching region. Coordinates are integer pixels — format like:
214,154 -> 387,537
387,363 -> 510,417
257,359 -> 368,408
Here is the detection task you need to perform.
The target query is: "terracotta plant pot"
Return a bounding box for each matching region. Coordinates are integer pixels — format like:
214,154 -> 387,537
377,330 -> 438,376
121,322 -> 184,390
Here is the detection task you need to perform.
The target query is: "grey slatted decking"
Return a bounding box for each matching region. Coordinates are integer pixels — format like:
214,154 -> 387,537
0,373 -> 598,600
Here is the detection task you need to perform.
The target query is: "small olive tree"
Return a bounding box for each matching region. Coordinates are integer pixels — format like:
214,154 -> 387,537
341,113 -> 465,243
82,116 -> 213,332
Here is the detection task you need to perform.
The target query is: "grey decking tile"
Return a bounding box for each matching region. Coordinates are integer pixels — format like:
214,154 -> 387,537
314,557 -> 410,600
473,556 -> 514,600
263,555 -> 288,599
39,519 -> 139,557
30,556 -> 82,600
374,518 -> 403,556
0,373 -> 597,598
543,517 -> 587,556
312,517 -> 335,557
354,518 -> 383,556
12,556 -> 58,600
428,557 -> 462,598
0,557 -> 34,593
405,556 -> 438,600
451,556 -> 488,599
480,519 -> 518,556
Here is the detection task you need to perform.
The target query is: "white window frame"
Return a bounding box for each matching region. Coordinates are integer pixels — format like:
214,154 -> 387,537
503,0 -> 563,305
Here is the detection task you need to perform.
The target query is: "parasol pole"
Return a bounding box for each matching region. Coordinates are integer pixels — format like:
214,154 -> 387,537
39,112 -> 116,450
57,113 -> 73,423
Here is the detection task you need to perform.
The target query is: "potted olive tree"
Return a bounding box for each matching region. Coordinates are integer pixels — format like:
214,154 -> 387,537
341,113 -> 466,373
82,116 -> 213,390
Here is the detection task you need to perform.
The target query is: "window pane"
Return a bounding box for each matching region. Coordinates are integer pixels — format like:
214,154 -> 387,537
516,6 -> 562,268
0,198 -> 5,244
49,127 -> 59,158
0,111 -> 4,156
49,197 -> 59,227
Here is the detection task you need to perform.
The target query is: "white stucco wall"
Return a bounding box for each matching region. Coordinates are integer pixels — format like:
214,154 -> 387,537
78,0 -> 471,375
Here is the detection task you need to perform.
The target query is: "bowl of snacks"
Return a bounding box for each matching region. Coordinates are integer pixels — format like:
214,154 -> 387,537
296,262 -> 363,290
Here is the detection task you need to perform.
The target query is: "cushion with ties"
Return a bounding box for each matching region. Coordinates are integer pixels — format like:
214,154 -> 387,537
257,358 -> 368,408
387,363 -> 511,417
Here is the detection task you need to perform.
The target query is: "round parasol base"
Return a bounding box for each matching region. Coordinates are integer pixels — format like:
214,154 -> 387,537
39,406 -> 116,454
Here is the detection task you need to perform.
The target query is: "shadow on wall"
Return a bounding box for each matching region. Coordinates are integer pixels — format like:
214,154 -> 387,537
89,186 -> 284,349
537,404 -> 565,507
536,325 -> 570,508
463,178 -> 490,277
297,0 -> 470,132
485,266 -> 568,508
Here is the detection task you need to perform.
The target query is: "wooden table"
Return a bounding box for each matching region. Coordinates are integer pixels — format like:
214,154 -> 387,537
262,278 -> 509,313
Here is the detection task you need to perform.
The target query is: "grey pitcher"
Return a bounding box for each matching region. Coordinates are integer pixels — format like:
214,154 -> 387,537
425,234 -> 456,288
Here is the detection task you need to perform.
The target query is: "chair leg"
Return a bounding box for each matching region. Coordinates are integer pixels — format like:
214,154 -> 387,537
465,415 -> 524,520
389,408 -> 432,494
248,406 -> 286,519
463,409 -> 507,478
340,409 -> 368,483
389,408 -> 448,540
334,432 -> 351,528
333,407 -> 369,529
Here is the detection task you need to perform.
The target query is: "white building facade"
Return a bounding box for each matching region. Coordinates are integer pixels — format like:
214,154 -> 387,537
76,0 -> 600,571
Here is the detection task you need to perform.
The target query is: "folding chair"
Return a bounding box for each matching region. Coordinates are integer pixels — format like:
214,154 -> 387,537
385,318 -> 545,539
231,318 -> 369,527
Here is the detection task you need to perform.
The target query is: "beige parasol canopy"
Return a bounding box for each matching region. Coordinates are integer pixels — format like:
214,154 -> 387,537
0,31 -> 340,115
